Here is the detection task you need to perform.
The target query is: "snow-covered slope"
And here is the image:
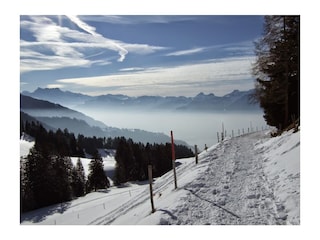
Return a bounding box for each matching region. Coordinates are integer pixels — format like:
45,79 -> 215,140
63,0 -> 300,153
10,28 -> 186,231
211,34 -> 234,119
20,130 -> 300,225
20,133 -> 34,157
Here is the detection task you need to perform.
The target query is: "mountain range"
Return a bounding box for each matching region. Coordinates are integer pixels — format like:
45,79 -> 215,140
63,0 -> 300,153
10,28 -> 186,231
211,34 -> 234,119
22,88 -> 260,112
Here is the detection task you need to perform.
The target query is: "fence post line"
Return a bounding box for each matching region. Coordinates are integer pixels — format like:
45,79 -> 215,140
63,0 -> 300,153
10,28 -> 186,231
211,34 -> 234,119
217,132 -> 220,142
148,165 -> 155,213
195,145 -> 198,164
222,123 -> 225,141
171,130 -> 178,189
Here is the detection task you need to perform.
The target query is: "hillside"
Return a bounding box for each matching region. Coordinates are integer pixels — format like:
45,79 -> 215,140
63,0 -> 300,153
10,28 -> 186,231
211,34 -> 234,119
20,129 -> 299,225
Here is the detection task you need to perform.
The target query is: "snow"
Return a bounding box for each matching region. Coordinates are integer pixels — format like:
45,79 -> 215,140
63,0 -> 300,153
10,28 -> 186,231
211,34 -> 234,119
20,133 -> 34,157
256,130 -> 300,224
20,129 -> 300,226
71,149 -> 116,185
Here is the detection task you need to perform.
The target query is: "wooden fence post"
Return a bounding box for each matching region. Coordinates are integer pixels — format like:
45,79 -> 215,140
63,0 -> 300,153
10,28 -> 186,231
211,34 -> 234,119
217,132 -> 220,142
195,145 -> 198,164
171,131 -> 177,189
148,165 -> 155,213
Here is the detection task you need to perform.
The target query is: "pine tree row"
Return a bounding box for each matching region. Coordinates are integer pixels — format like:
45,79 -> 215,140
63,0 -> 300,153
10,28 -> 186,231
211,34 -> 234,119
114,138 -> 194,185
20,120 -> 194,212
20,146 -> 109,213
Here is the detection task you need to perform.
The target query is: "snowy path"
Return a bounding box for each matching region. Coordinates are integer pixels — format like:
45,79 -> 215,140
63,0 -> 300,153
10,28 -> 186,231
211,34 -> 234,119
162,132 -> 291,225
20,130 -> 299,225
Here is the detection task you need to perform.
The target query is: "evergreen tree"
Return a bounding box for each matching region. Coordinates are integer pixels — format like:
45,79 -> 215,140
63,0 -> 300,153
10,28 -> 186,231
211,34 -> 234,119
252,16 -> 300,130
20,156 -> 35,213
51,155 -> 73,203
87,152 -> 110,191
114,138 -> 131,185
71,158 -> 86,197
25,146 -> 55,208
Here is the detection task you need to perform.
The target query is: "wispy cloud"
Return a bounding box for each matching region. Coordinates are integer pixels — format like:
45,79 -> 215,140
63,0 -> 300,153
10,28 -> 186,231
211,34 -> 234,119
57,56 -> 255,96
20,15 -> 167,72
66,15 -> 128,62
79,15 -> 198,25
119,67 -> 145,72
165,41 -> 255,58
46,84 -> 65,89
165,47 -> 206,56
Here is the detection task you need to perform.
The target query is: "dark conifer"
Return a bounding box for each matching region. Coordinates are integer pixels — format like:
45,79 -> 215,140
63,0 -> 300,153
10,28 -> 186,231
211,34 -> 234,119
87,152 -> 110,191
252,16 -> 300,130
71,158 -> 86,197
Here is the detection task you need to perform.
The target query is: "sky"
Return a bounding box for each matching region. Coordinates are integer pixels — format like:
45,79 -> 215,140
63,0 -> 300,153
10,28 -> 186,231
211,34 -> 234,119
20,15 -> 264,97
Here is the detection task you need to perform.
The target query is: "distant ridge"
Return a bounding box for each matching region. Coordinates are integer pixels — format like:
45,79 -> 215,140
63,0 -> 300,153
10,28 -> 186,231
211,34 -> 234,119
22,88 -> 260,112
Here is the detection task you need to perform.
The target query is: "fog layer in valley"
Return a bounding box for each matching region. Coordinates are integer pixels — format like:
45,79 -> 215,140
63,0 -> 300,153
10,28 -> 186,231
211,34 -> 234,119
79,109 -> 267,148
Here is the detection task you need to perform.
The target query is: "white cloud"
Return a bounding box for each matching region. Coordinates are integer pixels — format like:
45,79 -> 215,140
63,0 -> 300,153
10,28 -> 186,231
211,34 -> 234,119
119,67 -> 145,72
66,15 -> 128,62
122,43 -> 169,54
20,48 -> 91,73
79,15 -> 198,25
57,56 -> 255,96
47,84 -> 65,89
165,47 -> 206,56
20,15 -> 167,72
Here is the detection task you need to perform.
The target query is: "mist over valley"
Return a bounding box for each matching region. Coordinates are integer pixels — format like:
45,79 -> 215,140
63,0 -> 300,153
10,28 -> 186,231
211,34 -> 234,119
21,88 -> 266,147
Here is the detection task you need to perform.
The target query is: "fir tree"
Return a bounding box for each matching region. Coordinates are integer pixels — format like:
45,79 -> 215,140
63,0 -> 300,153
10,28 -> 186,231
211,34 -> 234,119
252,16 -> 300,130
87,152 -> 110,191
71,158 -> 86,197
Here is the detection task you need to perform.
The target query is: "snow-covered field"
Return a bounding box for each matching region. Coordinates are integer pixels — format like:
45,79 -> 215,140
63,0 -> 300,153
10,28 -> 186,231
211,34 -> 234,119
20,129 -> 300,225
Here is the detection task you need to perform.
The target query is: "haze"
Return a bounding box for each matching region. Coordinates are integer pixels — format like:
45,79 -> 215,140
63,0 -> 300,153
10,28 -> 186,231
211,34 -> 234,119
78,108 -> 267,148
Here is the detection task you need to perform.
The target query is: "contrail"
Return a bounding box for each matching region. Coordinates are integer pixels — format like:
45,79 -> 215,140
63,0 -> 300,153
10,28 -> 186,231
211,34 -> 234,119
66,15 -> 128,62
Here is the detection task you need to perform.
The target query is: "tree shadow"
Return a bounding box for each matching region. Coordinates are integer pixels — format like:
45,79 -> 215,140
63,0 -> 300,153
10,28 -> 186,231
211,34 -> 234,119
184,188 -> 241,219
115,180 -> 149,188
20,201 -> 71,223
96,189 -> 110,193
158,209 -> 178,220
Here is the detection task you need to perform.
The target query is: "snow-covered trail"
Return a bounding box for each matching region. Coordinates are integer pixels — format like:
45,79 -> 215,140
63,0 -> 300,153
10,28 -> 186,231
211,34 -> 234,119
162,132 -> 292,225
20,130 -> 299,225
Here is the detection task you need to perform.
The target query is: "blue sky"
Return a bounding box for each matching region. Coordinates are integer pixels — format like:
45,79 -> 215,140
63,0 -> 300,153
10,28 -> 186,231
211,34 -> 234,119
20,15 -> 264,96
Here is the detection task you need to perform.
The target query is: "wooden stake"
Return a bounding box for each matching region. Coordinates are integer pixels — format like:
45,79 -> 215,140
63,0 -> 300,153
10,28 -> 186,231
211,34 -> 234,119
195,145 -> 198,164
148,165 -> 155,213
171,131 -> 177,189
